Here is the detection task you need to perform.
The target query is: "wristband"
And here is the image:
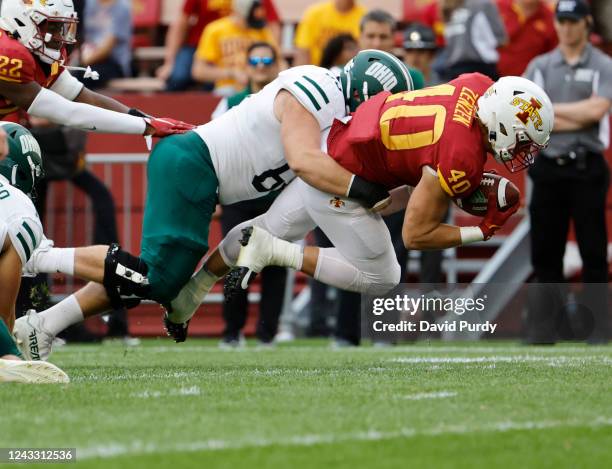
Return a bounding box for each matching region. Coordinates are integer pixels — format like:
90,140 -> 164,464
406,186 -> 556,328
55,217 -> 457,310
128,108 -> 151,118
460,226 -> 484,245
346,175 -> 390,209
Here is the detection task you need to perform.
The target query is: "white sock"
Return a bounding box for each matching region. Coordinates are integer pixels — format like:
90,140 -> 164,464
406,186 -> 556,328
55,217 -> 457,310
191,267 -> 219,299
270,236 -> 303,270
38,295 -> 84,336
168,267 -> 220,324
36,248 -> 75,276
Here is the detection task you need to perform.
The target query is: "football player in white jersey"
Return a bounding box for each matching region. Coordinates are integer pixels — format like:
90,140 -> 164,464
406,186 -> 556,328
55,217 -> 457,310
0,123 -> 68,383
14,50 -> 418,355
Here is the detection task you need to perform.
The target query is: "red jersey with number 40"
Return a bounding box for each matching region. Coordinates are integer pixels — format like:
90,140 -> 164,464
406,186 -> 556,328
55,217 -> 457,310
327,73 -> 494,199
0,31 -> 65,122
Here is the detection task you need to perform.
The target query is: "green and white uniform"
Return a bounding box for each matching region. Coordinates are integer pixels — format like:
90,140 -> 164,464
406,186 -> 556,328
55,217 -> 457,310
0,175 -> 43,268
142,65 -> 347,303
0,175 -> 42,358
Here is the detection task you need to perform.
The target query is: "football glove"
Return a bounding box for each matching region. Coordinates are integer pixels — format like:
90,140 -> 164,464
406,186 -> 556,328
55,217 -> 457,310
144,117 -> 195,138
478,190 -> 519,240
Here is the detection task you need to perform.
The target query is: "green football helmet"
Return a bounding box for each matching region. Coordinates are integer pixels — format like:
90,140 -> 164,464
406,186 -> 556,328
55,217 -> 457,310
339,49 -> 418,112
0,122 -> 44,197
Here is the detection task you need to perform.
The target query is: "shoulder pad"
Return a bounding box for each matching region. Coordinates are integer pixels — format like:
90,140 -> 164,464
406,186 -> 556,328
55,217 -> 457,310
278,65 -> 345,129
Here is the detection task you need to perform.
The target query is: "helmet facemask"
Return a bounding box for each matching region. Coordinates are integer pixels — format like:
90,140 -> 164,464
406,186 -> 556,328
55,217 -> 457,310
29,11 -> 78,64
491,127 -> 547,173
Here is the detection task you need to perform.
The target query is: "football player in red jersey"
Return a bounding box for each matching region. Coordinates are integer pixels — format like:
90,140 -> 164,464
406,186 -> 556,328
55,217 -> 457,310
0,0 -> 193,139
150,73 -> 554,339
184,74 -> 554,307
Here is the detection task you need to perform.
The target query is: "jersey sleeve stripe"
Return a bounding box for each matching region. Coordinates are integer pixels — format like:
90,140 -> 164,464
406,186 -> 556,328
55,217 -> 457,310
302,75 -> 330,104
293,81 -> 321,111
437,167 -> 455,197
0,75 -> 22,84
16,232 -> 31,262
22,221 -> 37,249
0,106 -> 19,115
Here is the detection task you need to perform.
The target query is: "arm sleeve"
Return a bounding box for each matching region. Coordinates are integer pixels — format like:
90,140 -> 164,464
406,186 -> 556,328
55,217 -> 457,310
28,87 -> 146,134
278,67 -> 346,130
195,23 -> 219,62
49,69 -> 84,101
7,216 -> 42,266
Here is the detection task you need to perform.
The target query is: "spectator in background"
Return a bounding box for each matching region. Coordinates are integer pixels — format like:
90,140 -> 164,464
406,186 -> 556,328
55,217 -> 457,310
497,0 -> 557,77
192,0 -> 278,96
436,0 -> 507,82
157,0 -> 279,92
210,42 -> 287,347
81,0 -> 132,89
403,22 -> 439,84
591,0 -> 612,55
320,34 -> 358,72
294,0 -> 366,66
524,0 -> 611,344
358,9 -> 396,52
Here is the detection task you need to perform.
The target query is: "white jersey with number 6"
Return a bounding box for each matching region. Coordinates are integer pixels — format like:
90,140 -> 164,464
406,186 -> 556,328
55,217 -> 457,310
194,65 -> 346,205
0,175 -> 43,267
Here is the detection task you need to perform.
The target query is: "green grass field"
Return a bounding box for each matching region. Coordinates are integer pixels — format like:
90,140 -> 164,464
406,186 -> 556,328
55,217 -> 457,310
2,339 -> 612,468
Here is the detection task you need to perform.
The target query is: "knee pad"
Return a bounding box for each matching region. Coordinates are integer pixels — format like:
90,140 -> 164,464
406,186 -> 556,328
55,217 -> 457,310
360,261 -> 401,296
103,244 -> 151,309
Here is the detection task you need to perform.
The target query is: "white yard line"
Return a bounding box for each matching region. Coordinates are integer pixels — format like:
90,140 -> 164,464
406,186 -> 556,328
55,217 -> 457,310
399,391 -> 458,400
389,355 -> 612,364
77,417 -> 612,460
53,345 -> 612,355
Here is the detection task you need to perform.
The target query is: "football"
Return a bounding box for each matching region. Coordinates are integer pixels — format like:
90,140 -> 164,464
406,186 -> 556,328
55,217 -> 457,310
454,172 -> 520,216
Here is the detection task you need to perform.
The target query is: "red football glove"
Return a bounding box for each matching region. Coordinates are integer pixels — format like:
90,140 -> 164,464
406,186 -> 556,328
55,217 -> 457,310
478,190 -> 519,240
144,117 -> 195,137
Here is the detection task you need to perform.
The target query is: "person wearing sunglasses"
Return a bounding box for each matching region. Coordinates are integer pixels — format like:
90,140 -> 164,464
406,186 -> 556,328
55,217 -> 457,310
211,42 -> 279,119
211,41 -> 284,348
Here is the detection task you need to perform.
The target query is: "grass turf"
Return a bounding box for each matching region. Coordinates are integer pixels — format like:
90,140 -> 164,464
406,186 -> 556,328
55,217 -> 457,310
1,339 -> 611,468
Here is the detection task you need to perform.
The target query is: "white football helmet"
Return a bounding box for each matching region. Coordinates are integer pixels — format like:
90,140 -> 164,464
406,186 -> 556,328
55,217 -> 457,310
477,76 -> 553,172
0,0 -> 78,65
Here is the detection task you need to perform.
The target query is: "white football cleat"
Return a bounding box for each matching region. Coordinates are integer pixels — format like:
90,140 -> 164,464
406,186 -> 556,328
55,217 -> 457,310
0,359 -> 69,384
226,226 -> 276,294
13,310 -> 54,361
226,226 -> 302,298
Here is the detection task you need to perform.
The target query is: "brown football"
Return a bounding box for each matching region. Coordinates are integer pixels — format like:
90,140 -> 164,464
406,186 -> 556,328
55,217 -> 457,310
454,173 -> 520,216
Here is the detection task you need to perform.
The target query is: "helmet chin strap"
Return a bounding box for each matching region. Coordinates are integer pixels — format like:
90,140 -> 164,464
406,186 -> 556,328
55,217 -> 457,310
11,165 -> 17,186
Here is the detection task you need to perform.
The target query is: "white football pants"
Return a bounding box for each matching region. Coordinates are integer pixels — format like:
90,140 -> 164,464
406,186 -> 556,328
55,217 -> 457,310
219,178 -> 400,295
